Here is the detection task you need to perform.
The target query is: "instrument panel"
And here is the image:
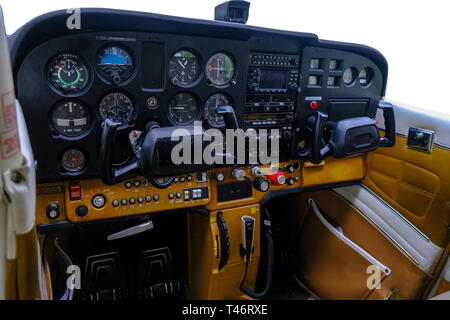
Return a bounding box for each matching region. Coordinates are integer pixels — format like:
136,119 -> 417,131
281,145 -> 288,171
15,19 -> 384,183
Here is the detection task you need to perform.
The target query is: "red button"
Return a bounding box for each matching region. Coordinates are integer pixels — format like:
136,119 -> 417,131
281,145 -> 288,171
310,101 -> 318,109
69,184 -> 81,201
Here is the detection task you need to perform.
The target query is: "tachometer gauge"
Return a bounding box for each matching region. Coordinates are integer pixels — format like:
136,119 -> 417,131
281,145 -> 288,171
48,53 -> 89,95
98,92 -> 135,126
96,45 -> 134,85
205,53 -> 235,86
168,93 -> 201,125
51,100 -> 91,137
61,149 -> 86,172
204,93 -> 232,128
168,50 -> 201,86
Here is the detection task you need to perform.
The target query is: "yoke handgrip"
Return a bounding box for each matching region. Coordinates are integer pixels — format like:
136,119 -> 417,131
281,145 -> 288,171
307,111 -> 329,164
378,101 -> 396,147
216,105 -> 239,130
100,119 -> 140,185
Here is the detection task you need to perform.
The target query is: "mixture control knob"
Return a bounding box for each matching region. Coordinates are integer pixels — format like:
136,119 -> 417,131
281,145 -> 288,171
253,177 -> 270,192
232,168 -> 247,181
92,195 -> 106,209
46,203 -> 60,219
267,172 -> 286,186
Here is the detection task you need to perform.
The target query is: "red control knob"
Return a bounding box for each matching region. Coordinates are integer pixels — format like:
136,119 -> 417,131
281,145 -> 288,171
266,172 -> 286,185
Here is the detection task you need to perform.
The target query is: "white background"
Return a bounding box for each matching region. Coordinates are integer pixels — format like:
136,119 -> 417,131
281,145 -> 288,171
1,0 -> 449,116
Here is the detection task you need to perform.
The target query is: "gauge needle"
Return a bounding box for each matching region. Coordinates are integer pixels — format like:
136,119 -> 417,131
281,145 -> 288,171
177,59 -> 186,69
72,158 -> 80,166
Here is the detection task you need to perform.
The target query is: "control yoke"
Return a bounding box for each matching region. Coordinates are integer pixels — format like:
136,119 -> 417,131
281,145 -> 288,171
216,105 -> 239,130
99,106 -> 240,185
300,101 -> 396,164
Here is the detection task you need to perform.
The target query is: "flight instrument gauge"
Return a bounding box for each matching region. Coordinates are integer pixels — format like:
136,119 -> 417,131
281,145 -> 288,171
167,93 -> 201,125
96,45 -> 134,85
204,93 -> 232,128
98,92 -> 135,126
168,50 -> 201,86
51,100 -> 91,137
343,67 -> 357,86
48,53 -> 89,95
61,149 -> 86,172
205,53 -> 235,86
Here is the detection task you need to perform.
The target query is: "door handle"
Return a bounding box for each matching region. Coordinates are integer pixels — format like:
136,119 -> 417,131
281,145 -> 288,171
407,127 -> 434,153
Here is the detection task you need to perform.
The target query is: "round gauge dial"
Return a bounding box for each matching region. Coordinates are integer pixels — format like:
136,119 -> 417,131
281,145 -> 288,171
359,67 -> 374,87
48,53 -> 89,95
343,67 -> 357,85
204,93 -> 232,128
168,50 -> 201,86
205,53 -> 235,86
98,92 -> 135,125
51,101 -> 91,137
168,93 -> 200,125
150,177 -> 175,189
96,46 -> 134,85
61,149 -> 86,172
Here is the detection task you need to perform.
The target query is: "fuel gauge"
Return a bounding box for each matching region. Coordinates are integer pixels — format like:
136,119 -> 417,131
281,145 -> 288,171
61,149 -> 86,172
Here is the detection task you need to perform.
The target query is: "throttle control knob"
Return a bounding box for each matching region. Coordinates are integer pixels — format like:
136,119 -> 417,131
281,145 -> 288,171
253,177 -> 270,192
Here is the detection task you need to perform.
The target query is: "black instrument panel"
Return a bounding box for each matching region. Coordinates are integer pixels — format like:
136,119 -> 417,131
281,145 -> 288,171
14,11 -> 386,183
16,32 -> 249,181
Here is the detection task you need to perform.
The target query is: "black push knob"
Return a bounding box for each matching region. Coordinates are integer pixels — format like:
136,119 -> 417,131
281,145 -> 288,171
248,82 -> 258,93
75,205 -> 89,217
282,130 -> 293,141
285,164 -> 294,173
253,177 -> 270,192
215,171 -> 225,182
46,203 -> 60,219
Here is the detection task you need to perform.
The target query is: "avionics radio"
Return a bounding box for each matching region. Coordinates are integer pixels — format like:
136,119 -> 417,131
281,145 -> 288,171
245,52 -> 300,142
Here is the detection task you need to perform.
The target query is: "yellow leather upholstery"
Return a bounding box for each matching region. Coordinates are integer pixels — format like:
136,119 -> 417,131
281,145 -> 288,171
364,134 -> 450,247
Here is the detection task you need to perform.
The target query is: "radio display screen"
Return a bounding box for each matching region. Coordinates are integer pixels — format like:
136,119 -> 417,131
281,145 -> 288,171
259,69 -> 288,90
